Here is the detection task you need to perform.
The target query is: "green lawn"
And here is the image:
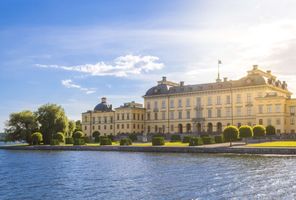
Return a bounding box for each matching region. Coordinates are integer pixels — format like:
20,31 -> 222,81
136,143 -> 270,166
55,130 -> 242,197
248,141 -> 296,147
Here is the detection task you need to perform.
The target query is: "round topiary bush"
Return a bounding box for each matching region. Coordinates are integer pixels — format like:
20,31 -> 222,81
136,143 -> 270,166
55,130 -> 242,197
239,125 -> 253,144
53,132 -> 65,143
253,125 -> 266,138
31,132 -> 43,145
189,137 -> 203,146
214,135 -> 224,143
100,136 -> 112,145
266,125 -> 276,136
223,126 -> 239,146
73,131 -> 84,139
182,136 -> 192,143
120,138 -> 132,146
92,131 -> 100,138
152,137 -> 165,146
170,134 -> 181,142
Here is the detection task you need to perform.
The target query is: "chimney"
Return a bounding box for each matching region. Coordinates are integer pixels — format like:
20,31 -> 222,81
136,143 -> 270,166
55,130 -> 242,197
180,81 -> 184,86
162,76 -> 167,82
101,97 -> 107,103
223,77 -> 228,82
253,65 -> 258,70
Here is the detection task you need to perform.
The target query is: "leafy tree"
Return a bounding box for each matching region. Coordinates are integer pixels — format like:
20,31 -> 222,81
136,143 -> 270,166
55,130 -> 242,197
239,125 -> 253,144
75,120 -> 82,132
67,120 -> 76,138
92,131 -> 100,138
266,125 -> 276,136
253,125 -> 266,138
36,104 -> 69,144
5,110 -> 38,143
53,132 -> 65,143
31,132 -> 43,145
223,126 -> 239,147
73,131 -> 84,139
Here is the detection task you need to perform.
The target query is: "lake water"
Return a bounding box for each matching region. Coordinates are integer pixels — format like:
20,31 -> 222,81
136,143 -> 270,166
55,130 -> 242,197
0,149 -> 296,200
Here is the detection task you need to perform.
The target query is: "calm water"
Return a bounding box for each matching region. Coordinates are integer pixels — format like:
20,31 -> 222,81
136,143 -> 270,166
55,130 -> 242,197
0,149 -> 296,200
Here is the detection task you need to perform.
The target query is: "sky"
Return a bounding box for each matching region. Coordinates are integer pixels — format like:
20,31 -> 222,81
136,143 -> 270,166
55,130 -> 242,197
1,0 -> 296,131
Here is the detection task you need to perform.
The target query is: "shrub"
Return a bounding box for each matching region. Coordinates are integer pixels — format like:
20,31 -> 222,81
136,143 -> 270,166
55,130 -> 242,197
128,134 -> 138,142
94,136 -> 100,143
120,138 -> 132,146
107,134 -> 115,142
214,135 -> 224,143
266,125 -> 276,136
253,125 -> 266,138
84,136 -> 92,143
100,136 -> 112,145
73,138 -> 85,145
31,132 -> 43,145
189,137 -> 203,146
202,136 -> 215,144
153,133 -> 164,138
65,138 -> 74,144
152,137 -> 165,146
182,136 -> 192,143
53,132 -> 65,143
170,134 -> 181,142
239,125 -> 253,139
223,126 -> 239,146
92,131 -> 100,138
50,139 -> 60,145
73,131 -> 84,139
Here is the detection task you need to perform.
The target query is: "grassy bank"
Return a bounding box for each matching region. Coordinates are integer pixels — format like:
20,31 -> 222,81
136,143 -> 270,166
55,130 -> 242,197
248,141 -> 296,147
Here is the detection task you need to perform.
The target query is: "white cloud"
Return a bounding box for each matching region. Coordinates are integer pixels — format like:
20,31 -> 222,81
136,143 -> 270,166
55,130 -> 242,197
37,54 -> 164,77
61,79 -> 95,94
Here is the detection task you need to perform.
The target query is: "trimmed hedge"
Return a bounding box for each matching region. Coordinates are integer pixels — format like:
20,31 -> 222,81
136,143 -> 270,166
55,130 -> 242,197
170,134 -> 181,142
182,136 -> 192,143
239,125 -> 253,139
202,136 -> 215,144
84,136 -> 92,143
152,137 -> 165,146
189,137 -> 203,146
100,136 -> 112,145
73,138 -> 85,145
120,138 -> 132,146
107,134 -> 115,142
31,132 -> 43,145
65,138 -> 74,144
214,135 -> 224,143
94,137 -> 100,143
53,132 -> 65,143
50,139 -> 60,146
92,131 -> 100,138
128,134 -> 138,142
73,131 -> 84,139
253,125 -> 266,138
223,126 -> 239,142
266,125 -> 276,136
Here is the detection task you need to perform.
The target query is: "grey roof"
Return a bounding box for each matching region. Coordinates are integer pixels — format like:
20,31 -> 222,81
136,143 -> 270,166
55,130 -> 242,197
144,73 -> 287,97
94,102 -> 113,112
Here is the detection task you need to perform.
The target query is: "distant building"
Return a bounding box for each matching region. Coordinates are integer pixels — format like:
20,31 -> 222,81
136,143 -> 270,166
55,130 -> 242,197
82,65 -> 296,136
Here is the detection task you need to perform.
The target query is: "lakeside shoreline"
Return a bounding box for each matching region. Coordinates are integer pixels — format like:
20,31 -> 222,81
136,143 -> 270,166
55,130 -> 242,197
2,145 -> 296,155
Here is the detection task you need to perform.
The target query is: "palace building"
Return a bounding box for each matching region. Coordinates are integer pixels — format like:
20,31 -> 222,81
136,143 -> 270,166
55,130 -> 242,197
82,65 -> 296,136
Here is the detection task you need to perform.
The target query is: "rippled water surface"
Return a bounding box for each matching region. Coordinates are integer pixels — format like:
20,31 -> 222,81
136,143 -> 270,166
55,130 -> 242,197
0,149 -> 296,200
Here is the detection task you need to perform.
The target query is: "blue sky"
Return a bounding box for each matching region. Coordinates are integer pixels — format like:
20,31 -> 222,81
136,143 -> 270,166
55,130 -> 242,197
1,0 -> 296,131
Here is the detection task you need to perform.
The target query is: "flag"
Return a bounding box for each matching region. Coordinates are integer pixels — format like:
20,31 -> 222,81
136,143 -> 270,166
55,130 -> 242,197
218,60 -> 222,64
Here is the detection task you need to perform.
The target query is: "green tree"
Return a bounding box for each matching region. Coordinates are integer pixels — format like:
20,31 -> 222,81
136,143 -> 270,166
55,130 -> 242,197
5,110 -> 38,143
239,125 -> 253,144
253,125 -> 266,138
266,125 -> 276,137
36,104 -> 69,144
53,132 -> 65,143
67,120 -> 76,138
75,120 -> 82,132
73,131 -> 84,139
223,126 -> 239,147
31,132 -> 43,145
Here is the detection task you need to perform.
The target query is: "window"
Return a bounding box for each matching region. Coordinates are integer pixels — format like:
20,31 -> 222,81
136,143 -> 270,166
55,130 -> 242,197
117,124 -> 119,129
178,99 -> 182,108
290,106 -> 296,114
104,117 -> 107,123
147,113 -> 150,120
133,113 -> 136,120
155,125 -> 158,132
208,109 -> 212,118
267,105 -> 272,113
258,105 -> 263,114
98,125 -> 101,130
276,118 -> 281,125
170,99 -> 174,108
133,124 -> 135,129
110,125 -> 113,130
93,117 -> 95,123
291,118 -> 295,125
170,111 -> 174,120
171,125 -> 174,132
84,126 -> 87,130
127,124 -> 130,129
217,108 -> 221,117
196,97 -> 201,106
216,96 -> 221,105
186,98 -> 190,107
122,114 -> 125,120
226,107 -> 231,117
275,104 -> 281,113
186,110 -> 190,119
162,112 -> 166,120
117,114 -> 119,120
207,97 -> 212,106
267,119 -> 272,125
84,116 -> 88,122
98,117 -> 101,123
127,113 -> 130,120
226,95 -> 231,104
259,119 -> 263,125
104,125 -> 106,130
137,114 -> 140,120
154,101 -> 158,109
178,111 -> 182,119
154,112 -> 158,120
147,102 -> 151,110
147,126 -> 150,133
247,107 -> 252,116
162,100 -> 166,109
236,107 -> 241,116
110,117 -> 113,123
92,126 -> 95,130
247,93 -> 251,103
236,94 -> 241,103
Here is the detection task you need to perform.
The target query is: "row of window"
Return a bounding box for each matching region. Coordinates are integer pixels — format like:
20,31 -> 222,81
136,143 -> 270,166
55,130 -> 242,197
146,93 -> 255,109
258,104 -> 282,114
85,124 -> 144,131
116,113 -> 144,121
